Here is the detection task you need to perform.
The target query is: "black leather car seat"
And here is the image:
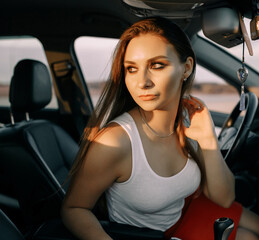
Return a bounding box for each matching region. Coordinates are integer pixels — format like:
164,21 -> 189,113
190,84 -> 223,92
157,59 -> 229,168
0,59 -> 79,229
0,209 -> 25,240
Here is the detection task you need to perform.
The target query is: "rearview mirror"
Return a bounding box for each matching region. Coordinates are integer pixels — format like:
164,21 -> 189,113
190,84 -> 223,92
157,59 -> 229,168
202,7 -> 243,48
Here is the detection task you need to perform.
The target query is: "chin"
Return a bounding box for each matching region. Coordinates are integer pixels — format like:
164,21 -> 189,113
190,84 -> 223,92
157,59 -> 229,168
137,103 -> 160,112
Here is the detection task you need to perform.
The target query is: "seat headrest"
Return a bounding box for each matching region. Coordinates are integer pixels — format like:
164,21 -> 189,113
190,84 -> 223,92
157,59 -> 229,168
9,59 -> 52,113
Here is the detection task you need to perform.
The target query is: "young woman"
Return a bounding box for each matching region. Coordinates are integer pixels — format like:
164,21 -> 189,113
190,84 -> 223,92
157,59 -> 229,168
61,17 -> 259,240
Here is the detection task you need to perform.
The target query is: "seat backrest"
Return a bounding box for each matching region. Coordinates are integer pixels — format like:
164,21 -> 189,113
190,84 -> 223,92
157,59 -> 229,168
0,59 -> 78,227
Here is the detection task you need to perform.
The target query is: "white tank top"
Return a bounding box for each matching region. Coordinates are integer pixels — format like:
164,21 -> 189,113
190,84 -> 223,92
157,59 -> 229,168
105,112 -> 201,231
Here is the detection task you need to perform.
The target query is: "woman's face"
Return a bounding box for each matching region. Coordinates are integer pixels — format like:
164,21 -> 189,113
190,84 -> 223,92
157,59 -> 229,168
124,33 -> 192,112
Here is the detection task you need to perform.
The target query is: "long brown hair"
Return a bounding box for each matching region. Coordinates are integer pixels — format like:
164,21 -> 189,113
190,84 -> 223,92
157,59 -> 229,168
69,17 -> 204,187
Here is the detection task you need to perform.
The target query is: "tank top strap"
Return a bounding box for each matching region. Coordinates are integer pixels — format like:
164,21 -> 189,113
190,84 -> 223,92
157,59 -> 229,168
110,112 -> 145,177
110,112 -> 139,143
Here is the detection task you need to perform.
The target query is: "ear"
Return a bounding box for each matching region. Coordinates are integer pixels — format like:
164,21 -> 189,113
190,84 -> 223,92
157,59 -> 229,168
183,57 -> 194,79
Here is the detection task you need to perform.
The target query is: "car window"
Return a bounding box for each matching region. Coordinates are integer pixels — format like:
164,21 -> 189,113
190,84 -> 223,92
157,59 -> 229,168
225,38 -> 259,97
192,65 -> 239,113
0,36 -> 57,108
74,36 -> 119,106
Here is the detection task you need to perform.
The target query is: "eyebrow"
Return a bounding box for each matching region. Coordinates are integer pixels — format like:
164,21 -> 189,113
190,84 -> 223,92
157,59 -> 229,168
124,55 -> 169,64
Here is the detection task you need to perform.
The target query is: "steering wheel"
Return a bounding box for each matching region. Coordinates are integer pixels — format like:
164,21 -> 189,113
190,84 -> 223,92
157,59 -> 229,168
218,92 -> 258,167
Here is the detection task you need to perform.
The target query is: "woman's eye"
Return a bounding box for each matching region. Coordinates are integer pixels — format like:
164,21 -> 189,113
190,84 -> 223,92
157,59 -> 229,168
126,66 -> 137,73
150,62 -> 166,70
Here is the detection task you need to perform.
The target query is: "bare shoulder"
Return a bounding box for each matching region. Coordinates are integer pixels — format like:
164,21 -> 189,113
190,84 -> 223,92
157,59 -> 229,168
94,122 -> 131,156
84,122 -> 131,181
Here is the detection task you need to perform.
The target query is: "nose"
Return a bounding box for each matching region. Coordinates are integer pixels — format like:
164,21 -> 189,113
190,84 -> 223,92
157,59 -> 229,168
138,68 -> 153,89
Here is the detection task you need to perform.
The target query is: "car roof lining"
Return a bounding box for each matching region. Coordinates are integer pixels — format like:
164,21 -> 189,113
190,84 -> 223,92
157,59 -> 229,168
0,0 -> 255,52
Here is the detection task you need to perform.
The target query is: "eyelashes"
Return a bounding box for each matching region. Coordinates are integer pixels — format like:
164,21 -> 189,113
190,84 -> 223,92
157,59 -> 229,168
150,62 -> 167,69
126,66 -> 137,73
125,62 -> 168,74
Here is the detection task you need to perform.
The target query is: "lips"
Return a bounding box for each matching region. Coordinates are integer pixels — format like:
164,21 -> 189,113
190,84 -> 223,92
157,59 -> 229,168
139,94 -> 157,101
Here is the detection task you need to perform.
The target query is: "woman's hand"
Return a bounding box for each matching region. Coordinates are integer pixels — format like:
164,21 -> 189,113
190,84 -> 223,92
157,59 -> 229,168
182,95 -> 218,149
182,96 -> 235,207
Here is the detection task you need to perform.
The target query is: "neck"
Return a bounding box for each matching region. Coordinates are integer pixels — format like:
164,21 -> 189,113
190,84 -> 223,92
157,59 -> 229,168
138,107 -> 177,138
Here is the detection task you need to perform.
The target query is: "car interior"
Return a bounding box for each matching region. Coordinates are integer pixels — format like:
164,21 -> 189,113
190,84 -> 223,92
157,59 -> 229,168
0,0 -> 259,239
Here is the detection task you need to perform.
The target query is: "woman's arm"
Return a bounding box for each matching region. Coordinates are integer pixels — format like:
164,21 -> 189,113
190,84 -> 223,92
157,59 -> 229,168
61,123 -> 131,240
61,206 -> 111,240
184,96 -> 235,208
198,133 -> 235,208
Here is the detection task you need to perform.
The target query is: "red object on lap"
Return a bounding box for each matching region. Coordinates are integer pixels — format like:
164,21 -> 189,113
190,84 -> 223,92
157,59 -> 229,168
165,193 -> 243,240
